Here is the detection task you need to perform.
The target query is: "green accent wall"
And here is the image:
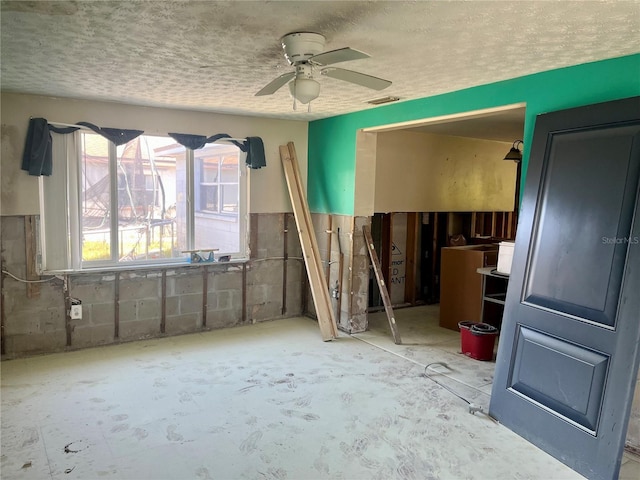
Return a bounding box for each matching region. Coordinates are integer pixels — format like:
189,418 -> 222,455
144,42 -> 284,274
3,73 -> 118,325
308,54 -> 640,215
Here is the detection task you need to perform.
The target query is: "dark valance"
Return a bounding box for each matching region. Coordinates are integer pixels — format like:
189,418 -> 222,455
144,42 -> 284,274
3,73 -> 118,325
21,118 -> 145,176
169,132 -> 267,169
245,137 -> 266,169
21,118 -> 79,176
168,132 -> 244,151
22,118 -> 266,177
76,122 -> 144,147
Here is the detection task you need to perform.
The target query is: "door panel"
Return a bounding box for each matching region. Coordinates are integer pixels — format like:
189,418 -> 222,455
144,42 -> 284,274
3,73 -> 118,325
508,326 -> 609,433
490,96 -> 640,480
522,125 -> 640,326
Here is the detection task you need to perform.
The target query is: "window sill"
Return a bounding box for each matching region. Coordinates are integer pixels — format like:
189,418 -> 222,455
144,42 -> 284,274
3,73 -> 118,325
41,257 -> 249,275
195,211 -> 238,222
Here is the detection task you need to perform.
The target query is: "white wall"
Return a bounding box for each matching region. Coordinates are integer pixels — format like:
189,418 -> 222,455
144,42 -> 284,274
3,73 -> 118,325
354,131 -> 377,217
1,93 -> 308,216
372,131 -> 517,213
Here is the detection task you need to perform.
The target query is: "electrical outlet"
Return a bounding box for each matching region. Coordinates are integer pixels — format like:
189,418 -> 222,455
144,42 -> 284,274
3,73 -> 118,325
70,304 -> 82,320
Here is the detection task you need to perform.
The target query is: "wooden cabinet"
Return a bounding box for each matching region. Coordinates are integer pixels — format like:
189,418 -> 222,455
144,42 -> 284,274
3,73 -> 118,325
477,267 -> 509,329
439,245 -> 498,331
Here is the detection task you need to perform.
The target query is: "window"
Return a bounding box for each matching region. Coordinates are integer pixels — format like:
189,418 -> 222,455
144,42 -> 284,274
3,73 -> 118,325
196,149 -> 239,215
193,146 -> 241,252
39,130 -> 247,272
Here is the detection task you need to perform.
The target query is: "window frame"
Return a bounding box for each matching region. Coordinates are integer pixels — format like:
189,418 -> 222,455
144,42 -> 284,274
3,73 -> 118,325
38,128 -> 248,273
195,152 -> 240,217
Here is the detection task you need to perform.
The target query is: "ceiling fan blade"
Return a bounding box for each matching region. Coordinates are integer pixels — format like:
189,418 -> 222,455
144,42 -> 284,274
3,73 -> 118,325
310,47 -> 369,66
321,67 -> 391,91
255,72 -> 296,96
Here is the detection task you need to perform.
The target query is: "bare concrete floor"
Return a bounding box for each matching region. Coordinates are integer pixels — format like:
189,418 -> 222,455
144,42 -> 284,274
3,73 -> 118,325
360,305 -> 640,480
0,307 -> 636,479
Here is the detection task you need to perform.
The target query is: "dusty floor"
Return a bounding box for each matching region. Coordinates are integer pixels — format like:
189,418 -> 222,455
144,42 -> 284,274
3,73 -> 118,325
1,305 -> 638,479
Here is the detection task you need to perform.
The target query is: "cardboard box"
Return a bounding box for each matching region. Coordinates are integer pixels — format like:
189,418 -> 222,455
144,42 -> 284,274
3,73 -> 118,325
497,241 -> 515,275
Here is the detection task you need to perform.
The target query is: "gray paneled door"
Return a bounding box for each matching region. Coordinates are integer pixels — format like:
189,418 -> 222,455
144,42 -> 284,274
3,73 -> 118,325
490,96 -> 640,480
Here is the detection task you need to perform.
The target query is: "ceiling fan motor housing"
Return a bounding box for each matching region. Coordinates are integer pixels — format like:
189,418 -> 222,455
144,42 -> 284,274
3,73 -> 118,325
295,63 -> 314,79
281,32 -> 326,64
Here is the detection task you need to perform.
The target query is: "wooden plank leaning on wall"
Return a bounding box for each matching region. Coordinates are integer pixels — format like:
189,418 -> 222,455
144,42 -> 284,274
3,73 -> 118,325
24,215 -> 40,298
363,225 -> 402,345
279,142 -> 338,341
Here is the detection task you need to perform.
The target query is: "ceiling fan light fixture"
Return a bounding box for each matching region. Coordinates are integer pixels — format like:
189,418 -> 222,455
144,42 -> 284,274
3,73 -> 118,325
289,78 -> 320,104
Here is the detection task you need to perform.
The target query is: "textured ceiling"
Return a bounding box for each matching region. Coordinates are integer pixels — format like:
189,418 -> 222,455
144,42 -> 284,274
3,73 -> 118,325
1,1 -> 639,121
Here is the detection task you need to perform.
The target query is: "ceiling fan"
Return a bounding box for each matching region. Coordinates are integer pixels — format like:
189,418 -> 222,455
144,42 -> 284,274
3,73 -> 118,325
255,32 -> 392,111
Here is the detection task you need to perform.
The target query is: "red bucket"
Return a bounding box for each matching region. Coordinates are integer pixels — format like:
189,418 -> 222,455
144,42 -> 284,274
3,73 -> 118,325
458,322 -> 498,361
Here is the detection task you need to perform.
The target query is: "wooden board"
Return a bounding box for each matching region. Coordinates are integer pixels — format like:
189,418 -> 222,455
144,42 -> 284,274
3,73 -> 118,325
280,142 -> 338,341
282,213 -> 288,316
363,225 -> 402,344
288,143 -> 338,339
24,215 -> 40,298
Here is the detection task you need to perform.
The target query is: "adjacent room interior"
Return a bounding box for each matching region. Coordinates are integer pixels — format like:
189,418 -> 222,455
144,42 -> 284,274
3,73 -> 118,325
1,2 -> 639,480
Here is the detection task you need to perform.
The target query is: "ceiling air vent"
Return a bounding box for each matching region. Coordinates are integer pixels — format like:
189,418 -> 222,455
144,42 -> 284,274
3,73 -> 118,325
367,96 -> 400,105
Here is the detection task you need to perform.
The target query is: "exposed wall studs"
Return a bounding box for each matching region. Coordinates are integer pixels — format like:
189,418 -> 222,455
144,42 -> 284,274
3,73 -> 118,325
161,270 -> 167,334
242,263 -> 247,324
63,274 -> 72,347
24,215 -> 40,299
114,272 -> 120,339
202,266 -> 208,328
282,213 -> 288,315
0,262 -> 5,355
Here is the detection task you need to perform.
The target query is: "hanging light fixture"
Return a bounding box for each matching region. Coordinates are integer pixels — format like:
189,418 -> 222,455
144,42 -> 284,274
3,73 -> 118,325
504,140 -> 523,162
289,78 -> 320,105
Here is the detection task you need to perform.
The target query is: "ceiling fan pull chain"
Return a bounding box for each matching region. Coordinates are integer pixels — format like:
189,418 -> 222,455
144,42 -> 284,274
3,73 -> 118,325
293,82 -> 297,111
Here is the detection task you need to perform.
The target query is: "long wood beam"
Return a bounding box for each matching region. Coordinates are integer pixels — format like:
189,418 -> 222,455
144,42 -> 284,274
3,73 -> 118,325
280,142 -> 338,341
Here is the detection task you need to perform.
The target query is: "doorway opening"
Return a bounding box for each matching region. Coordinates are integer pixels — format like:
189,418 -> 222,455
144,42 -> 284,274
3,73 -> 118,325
358,101 -> 640,475
363,104 -> 525,312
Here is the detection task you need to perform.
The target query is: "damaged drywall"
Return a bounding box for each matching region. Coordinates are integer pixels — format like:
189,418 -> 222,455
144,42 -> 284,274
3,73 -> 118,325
0,213 -> 306,357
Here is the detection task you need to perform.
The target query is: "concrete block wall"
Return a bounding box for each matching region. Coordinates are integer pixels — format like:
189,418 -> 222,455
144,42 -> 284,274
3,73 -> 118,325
69,273 -> 118,348
1,213 -> 305,358
207,266 -> 243,329
120,272 -> 161,339
248,213 -> 304,322
166,269 -> 203,334
0,216 -> 67,354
